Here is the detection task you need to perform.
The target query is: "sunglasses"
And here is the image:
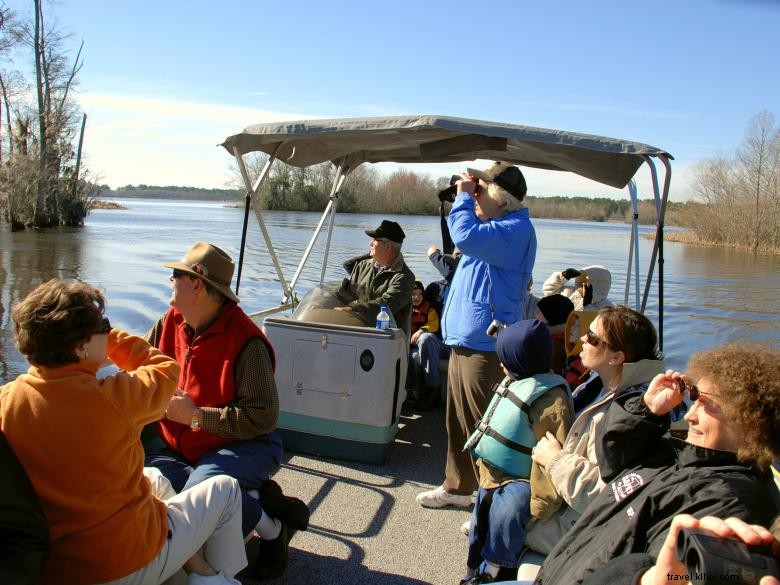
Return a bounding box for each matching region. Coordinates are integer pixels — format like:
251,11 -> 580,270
98,317 -> 112,334
172,268 -> 189,279
676,379 -> 702,401
585,328 -> 608,348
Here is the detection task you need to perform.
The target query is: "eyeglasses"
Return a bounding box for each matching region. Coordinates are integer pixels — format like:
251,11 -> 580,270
677,379 -> 701,401
98,317 -> 112,334
172,268 -> 189,279
585,328 -> 608,348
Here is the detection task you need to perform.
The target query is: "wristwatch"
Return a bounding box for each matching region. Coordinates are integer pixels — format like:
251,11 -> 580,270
190,408 -> 201,430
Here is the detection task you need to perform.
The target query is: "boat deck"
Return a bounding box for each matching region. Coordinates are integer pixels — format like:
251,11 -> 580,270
238,404 -> 471,585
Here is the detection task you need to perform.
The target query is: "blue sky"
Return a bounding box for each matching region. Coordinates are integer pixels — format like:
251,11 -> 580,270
4,0 -> 779,199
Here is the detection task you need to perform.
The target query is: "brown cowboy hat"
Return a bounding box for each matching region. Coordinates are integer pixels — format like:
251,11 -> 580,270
163,241 -> 240,303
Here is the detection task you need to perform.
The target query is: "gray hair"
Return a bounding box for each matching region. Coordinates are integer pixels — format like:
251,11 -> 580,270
484,182 -> 525,213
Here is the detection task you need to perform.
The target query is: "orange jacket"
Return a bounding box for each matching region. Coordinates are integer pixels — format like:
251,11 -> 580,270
0,329 -> 179,584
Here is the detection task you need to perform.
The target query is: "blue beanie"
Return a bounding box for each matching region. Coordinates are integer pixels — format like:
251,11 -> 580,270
495,319 -> 553,380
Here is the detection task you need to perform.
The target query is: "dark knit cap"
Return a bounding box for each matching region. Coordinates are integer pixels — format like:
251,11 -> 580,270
537,294 -> 575,327
495,319 -> 553,380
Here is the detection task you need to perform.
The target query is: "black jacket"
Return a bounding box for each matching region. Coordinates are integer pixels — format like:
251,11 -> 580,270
536,392 -> 779,585
0,430 -> 50,585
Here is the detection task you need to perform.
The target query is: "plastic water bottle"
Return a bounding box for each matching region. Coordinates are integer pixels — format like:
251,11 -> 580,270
376,305 -> 390,330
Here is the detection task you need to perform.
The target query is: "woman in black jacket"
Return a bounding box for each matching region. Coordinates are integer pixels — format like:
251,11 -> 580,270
535,342 -> 780,585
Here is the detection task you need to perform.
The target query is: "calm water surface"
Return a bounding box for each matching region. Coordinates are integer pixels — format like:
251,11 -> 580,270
1,199 -> 778,380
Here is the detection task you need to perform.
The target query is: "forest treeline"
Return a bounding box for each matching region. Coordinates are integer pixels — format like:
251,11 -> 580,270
102,177 -> 686,225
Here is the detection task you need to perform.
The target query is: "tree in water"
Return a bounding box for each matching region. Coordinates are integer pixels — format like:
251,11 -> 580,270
0,0 -> 95,229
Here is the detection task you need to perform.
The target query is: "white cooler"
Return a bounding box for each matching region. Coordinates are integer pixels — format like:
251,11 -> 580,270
263,317 -> 408,464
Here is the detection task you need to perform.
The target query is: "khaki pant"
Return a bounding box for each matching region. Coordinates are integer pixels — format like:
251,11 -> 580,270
443,347 -> 502,495
102,475 -> 247,585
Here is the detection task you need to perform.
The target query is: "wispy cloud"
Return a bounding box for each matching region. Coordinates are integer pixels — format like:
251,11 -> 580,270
74,92 -> 320,188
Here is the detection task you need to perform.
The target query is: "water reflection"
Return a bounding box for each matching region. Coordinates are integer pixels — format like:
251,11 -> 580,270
1,200 -> 778,381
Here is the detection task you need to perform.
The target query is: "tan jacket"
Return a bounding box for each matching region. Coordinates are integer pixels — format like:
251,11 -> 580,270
478,385 -> 574,520
524,358 -> 664,553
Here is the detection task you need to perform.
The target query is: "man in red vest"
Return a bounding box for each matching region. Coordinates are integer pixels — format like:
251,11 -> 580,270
144,241 -> 310,581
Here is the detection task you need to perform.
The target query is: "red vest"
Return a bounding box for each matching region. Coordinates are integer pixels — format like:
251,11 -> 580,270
411,300 -> 432,336
157,302 -> 275,463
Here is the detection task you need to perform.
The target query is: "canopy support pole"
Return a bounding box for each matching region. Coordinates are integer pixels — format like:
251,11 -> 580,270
640,155 -> 672,351
233,146 -> 293,306
234,146 -> 278,295
320,161 -> 348,285
287,158 -> 348,294
624,180 -> 641,310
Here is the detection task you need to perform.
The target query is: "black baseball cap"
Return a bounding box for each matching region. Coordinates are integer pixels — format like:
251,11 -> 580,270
365,220 -> 406,244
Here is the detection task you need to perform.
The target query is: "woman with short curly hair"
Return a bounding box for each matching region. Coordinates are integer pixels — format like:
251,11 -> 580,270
686,343 -> 780,469
536,341 -> 780,585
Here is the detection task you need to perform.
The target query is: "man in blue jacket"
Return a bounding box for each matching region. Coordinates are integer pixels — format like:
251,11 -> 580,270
417,162 -> 537,509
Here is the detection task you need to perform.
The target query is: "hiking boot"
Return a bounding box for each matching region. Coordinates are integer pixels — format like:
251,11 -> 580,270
465,573 -> 495,584
259,479 -> 310,531
250,523 -> 294,581
416,485 -> 472,509
414,386 -> 441,411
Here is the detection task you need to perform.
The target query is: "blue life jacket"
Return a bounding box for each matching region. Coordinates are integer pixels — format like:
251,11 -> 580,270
464,373 -> 569,478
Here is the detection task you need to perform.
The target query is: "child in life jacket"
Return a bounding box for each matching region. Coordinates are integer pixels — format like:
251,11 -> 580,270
461,320 -> 574,584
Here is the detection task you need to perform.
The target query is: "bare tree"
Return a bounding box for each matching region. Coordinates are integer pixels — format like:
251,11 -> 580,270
0,0 -> 89,228
736,110 -> 780,251
688,111 -> 780,252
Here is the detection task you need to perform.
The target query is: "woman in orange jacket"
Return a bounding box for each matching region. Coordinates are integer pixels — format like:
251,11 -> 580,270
0,279 -> 246,585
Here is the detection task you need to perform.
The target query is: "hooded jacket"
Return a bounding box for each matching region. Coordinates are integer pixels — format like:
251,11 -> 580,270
535,392 -> 778,585
524,358 -> 664,553
542,265 -> 613,311
442,193 -> 537,351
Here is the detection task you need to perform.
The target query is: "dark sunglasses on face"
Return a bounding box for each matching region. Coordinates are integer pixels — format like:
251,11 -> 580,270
676,378 -> 701,401
585,328 -> 606,348
172,268 -> 188,279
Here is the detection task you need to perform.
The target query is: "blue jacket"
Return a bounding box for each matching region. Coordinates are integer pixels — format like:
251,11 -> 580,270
442,193 -> 537,351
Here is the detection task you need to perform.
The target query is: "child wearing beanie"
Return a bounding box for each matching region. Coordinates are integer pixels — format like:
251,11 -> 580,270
535,294 -> 575,376
460,320 -> 574,585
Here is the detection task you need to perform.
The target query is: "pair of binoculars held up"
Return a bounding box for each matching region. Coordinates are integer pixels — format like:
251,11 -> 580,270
676,528 -> 779,584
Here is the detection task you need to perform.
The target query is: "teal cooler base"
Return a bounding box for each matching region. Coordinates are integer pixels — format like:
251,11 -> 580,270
277,411 -> 399,465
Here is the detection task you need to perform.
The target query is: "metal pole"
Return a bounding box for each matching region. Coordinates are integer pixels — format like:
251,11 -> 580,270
320,166 -> 348,284
233,146 -> 277,295
639,156 -> 671,351
625,180 -> 639,308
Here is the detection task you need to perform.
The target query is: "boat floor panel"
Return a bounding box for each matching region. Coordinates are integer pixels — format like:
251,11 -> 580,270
237,405 -> 471,585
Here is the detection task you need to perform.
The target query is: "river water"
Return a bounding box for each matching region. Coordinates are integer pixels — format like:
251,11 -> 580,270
1,198 -> 778,381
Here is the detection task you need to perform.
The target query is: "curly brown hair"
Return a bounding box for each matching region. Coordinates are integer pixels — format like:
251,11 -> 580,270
12,279 -> 106,368
687,343 -> 780,470
599,305 -> 662,363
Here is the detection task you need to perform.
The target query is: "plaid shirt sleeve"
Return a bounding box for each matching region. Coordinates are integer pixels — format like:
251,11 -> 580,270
200,337 -> 279,439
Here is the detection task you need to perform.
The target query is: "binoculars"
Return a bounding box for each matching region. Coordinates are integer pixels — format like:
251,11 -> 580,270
676,527 -> 778,584
437,175 -> 461,202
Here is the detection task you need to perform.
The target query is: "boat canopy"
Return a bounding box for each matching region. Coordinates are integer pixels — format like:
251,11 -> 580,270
221,115 -> 673,348
221,114 -> 672,189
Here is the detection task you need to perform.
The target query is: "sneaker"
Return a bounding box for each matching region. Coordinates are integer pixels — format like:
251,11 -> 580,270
416,485 -> 472,509
460,519 -> 471,535
187,572 -> 241,585
259,479 -> 310,531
